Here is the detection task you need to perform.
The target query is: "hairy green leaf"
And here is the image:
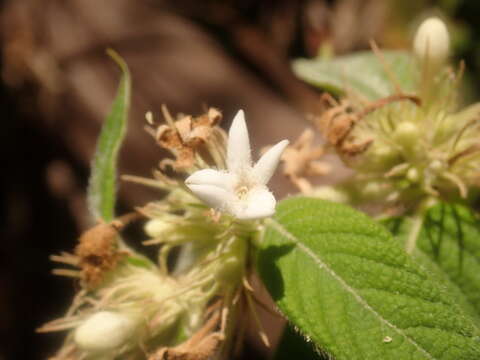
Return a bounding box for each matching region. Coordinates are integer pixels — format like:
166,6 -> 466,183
292,51 -> 418,100
385,203 -> 480,318
257,197 -> 480,360
87,50 -> 131,222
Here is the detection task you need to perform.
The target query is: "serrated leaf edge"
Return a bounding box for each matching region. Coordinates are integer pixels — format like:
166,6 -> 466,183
266,217 -> 437,360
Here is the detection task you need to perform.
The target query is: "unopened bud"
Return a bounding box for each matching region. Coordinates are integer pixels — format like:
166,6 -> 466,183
144,217 -> 176,238
407,167 -> 420,183
74,311 -> 138,352
394,122 -> 419,148
414,17 -> 450,66
429,159 -> 443,172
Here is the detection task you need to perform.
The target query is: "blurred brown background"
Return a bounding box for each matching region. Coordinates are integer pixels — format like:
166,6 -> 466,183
1,0 -> 479,358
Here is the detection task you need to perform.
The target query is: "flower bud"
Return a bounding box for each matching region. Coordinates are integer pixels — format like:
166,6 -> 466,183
74,311 -> 138,352
429,159 -> 443,172
414,17 -> 450,66
144,217 -> 176,238
394,121 -> 419,149
407,167 -> 420,183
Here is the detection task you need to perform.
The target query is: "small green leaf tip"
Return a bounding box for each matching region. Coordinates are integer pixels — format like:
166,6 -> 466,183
87,49 -> 131,222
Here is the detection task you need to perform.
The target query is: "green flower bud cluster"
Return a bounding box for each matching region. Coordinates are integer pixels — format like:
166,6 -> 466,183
334,18 -> 480,211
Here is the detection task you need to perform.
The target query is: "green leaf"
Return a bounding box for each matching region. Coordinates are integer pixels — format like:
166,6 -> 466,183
385,203 -> 480,319
87,49 -> 131,222
292,51 -> 418,100
257,197 -> 480,360
384,215 -> 480,326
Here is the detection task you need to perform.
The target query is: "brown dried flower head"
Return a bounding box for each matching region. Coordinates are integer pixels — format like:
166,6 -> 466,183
153,107 -> 225,171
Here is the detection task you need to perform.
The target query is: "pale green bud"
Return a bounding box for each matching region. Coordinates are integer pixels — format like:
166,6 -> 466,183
429,159 -> 443,172
414,17 -> 450,66
394,122 -> 419,148
407,167 -> 420,183
74,311 -> 138,352
215,236 -> 246,286
367,142 -> 399,171
144,217 -> 176,238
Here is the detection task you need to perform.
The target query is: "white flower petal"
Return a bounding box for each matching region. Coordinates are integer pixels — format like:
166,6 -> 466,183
227,110 -> 251,174
233,186 -> 276,220
185,169 -> 235,190
186,184 -> 236,211
253,139 -> 289,185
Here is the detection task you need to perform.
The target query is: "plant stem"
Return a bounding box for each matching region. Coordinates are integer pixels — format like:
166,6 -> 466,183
405,212 -> 424,254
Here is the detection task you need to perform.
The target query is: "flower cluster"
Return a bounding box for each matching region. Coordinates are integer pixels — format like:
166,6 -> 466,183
41,108 -> 287,359
308,17 -> 480,214
41,15 -> 480,360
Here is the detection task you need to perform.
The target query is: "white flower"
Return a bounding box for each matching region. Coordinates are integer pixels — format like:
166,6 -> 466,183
185,110 -> 289,220
74,311 -> 138,352
413,17 -> 450,66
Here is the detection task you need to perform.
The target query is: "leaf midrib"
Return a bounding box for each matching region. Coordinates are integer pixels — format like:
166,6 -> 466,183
266,217 -> 437,360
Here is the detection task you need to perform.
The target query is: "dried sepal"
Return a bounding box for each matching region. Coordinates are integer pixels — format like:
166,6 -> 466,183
280,129 -> 330,193
150,106 -> 226,172
315,93 -> 372,158
51,213 -> 142,289
150,310 -> 224,360
316,92 -> 420,159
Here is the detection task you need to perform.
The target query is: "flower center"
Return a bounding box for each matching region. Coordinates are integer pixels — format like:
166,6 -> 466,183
235,185 -> 249,199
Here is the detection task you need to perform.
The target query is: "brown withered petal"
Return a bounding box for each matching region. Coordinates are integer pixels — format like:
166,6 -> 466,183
281,128 -> 330,193
149,310 -> 223,360
154,108 -> 224,171
156,125 -> 184,150
175,116 -> 194,142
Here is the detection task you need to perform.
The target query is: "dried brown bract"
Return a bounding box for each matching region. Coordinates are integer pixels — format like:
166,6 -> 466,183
281,129 -> 330,193
315,93 -> 367,156
316,92 -> 419,158
150,311 -> 224,360
154,106 -> 225,171
51,213 -> 141,289
74,222 -> 124,288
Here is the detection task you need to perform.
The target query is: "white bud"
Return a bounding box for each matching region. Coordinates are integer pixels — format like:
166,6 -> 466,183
414,17 -> 450,66
394,122 -> 419,147
144,217 -> 176,238
74,311 -> 137,352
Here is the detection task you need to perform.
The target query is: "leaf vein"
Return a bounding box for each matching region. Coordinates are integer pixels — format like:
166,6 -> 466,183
266,217 -> 437,360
